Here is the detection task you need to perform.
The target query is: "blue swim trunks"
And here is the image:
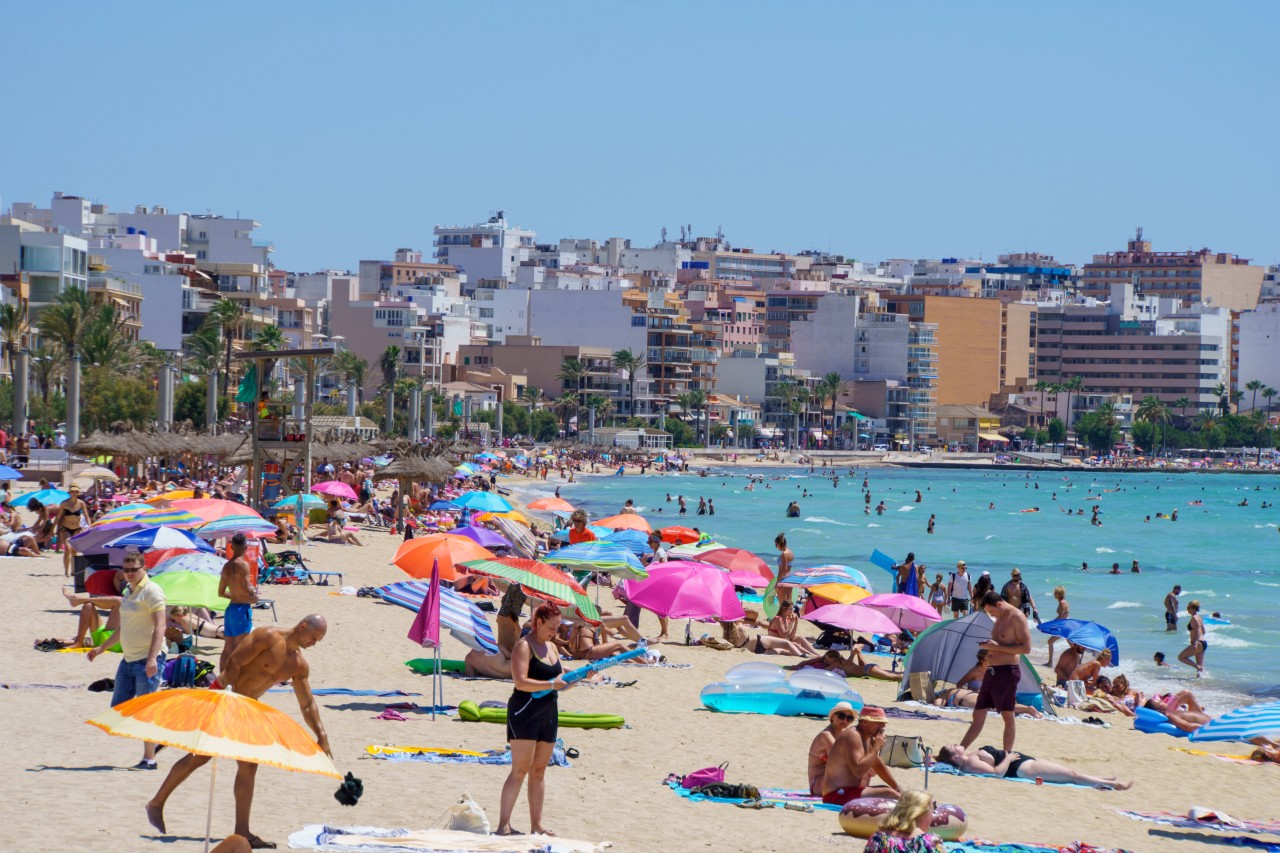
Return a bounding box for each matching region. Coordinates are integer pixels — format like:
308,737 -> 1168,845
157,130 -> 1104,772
224,603 -> 253,638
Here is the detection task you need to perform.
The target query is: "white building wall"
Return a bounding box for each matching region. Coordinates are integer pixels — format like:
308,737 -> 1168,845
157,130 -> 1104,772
713,356 -> 771,402
526,290 -> 645,351
619,242 -> 691,275
94,245 -> 185,350
790,294 -> 909,382
471,289 -> 530,343
1237,303 -> 1280,405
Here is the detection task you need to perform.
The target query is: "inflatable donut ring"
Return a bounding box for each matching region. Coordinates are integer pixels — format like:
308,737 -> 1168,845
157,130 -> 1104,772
839,797 -> 967,841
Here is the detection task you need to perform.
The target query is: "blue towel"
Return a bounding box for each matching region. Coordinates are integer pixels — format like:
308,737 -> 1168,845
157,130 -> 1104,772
928,762 -> 1093,789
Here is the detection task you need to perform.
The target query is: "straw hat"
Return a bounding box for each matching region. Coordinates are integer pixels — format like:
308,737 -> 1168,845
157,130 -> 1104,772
858,705 -> 888,725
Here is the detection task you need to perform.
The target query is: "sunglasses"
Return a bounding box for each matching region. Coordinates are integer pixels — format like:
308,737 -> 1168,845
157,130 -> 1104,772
121,565 -> 144,571
833,712 -> 855,721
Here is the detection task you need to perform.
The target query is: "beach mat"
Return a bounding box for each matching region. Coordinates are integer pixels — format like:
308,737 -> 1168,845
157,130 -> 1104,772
289,824 -> 608,852
1114,809 -> 1280,836
1170,747 -> 1265,765
367,742 -> 572,767
927,762 -> 1096,789
665,779 -> 838,812
943,842 -> 1135,853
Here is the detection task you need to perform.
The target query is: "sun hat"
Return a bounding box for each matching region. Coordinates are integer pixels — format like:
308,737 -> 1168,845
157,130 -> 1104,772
828,701 -> 857,722
859,705 -> 888,724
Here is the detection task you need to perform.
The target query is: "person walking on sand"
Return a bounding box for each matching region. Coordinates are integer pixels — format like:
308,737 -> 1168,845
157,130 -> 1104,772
146,616 -> 331,850
948,561 -> 972,617
1045,586 -> 1069,666
218,533 -> 257,673
1178,600 -> 1207,676
54,484 -> 89,577
959,591 -> 1031,753
1164,584 -> 1181,632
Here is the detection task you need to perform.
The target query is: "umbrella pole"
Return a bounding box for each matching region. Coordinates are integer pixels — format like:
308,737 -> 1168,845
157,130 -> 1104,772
204,758 -> 217,853
432,644 -> 440,721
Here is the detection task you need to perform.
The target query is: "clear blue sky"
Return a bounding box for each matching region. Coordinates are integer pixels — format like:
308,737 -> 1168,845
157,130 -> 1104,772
4,2 -> 1277,270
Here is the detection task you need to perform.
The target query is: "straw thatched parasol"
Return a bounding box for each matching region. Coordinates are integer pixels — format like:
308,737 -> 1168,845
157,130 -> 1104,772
374,455 -> 456,484
70,430 -> 131,457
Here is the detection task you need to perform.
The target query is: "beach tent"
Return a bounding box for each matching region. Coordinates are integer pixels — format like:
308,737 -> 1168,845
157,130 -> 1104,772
896,611 -> 1042,701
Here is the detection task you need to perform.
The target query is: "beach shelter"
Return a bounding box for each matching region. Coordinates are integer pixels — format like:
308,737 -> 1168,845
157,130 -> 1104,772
376,580 -> 499,653
1037,618 -> 1120,664
595,513 -> 652,533
87,688 -> 339,852
453,491 -> 513,513
1189,701 -> 1280,743
620,561 -> 745,621
543,541 -> 647,578
897,612 -> 1042,701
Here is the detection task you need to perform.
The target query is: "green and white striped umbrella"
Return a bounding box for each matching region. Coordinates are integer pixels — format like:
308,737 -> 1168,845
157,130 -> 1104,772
458,558 -> 601,623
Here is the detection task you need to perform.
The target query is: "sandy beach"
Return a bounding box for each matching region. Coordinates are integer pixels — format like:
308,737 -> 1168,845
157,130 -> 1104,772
2,474 -> 1275,853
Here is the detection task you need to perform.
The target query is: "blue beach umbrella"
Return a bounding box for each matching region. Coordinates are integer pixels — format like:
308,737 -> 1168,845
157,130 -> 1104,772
0,464 -> 22,480
551,524 -> 610,543
1037,618 -> 1120,664
781,565 -> 873,591
428,500 -> 461,512
544,541 -> 647,578
1189,701 -> 1280,743
105,526 -> 218,553
602,528 -> 651,556
272,494 -> 326,512
149,552 -> 226,576
453,491 -> 513,513
375,580 -> 499,653
25,487 -> 72,506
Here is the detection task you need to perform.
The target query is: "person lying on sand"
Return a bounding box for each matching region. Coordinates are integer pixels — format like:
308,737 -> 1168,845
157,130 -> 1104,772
932,688 -> 1042,717
719,619 -> 808,656
465,648 -> 513,679
935,744 -> 1131,789
790,649 -> 903,681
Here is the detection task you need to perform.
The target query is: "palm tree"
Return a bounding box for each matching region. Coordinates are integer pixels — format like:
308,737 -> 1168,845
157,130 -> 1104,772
773,381 -> 799,447
1059,376 -> 1084,434
556,358 -> 587,404
818,371 -> 848,448
612,348 -> 646,423
1245,379 -> 1263,415
687,388 -> 708,444
30,343 -> 64,406
37,285 -> 95,359
1135,395 -> 1171,458
205,298 -> 245,400
1194,410 -> 1218,434
554,391 -> 579,434
1173,396 -> 1193,428
329,350 -> 369,405
1213,381 -> 1229,416
521,384 -> 541,411
0,301 -> 29,380
1263,387 -> 1278,422
379,345 -> 401,433
1033,380 -> 1052,430
80,303 -> 137,371
253,325 -> 287,386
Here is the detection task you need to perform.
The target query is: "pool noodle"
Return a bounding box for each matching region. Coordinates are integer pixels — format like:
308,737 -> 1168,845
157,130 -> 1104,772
530,643 -> 650,698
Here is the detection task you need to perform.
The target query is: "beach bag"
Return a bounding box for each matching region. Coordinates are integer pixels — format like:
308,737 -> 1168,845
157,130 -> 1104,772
909,671 -> 936,704
682,762 -> 728,789
880,735 -> 926,768
1065,679 -> 1087,708
167,654 -> 197,689
431,792 -> 490,834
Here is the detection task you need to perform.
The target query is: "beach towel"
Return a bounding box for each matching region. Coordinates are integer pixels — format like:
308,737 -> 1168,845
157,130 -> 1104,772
367,742 -> 572,767
927,762 -> 1095,789
314,689 -> 424,697
1114,809 -> 1280,836
944,843 -> 1134,853
288,824 -> 608,852
0,682 -> 85,690
664,779 -> 838,812
1170,747 -> 1265,765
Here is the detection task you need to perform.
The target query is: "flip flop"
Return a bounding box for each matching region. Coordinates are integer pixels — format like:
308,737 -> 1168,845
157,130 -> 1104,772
246,834 -> 277,849
736,799 -> 769,810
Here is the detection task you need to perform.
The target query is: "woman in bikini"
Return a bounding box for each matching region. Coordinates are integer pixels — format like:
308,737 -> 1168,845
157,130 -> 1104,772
719,619 -> 808,656
767,605 -> 822,656
55,485 -> 89,577
1046,586 -> 1069,666
929,574 -> 947,615
935,744 -> 1131,789
932,687 -> 1042,717
807,702 -> 857,796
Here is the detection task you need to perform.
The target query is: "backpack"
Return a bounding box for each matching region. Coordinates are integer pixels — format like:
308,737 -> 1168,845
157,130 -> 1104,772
168,653 -> 197,689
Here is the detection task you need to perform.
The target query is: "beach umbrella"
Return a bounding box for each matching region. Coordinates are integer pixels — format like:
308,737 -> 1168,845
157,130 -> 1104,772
447,525 -> 512,550
143,547 -> 202,568
87,688 -> 339,852
0,463 -> 22,480
699,547 -> 772,580
428,500 -> 461,512
620,561 -> 745,621
453,491 -> 513,513
595,513 -> 652,533
172,498 -> 261,523
134,508 -> 204,529
668,540 -> 725,558
459,557 -> 600,622
149,571 -> 230,610
493,510 -> 531,526
195,515 -> 279,540
660,525 -> 701,545
149,552 -> 225,576
313,481 -> 358,502
544,541 -> 648,579
725,571 -> 769,589
91,503 -> 152,526
550,524 -> 611,543
1037,618 -> 1120,664
272,494 -> 326,513
527,497 -> 575,513
857,592 -> 943,632
897,612 -> 1042,701
805,603 -> 902,635
602,528 -> 651,556
24,487 -> 71,506
805,583 -> 872,607
106,526 -> 218,553
75,465 -> 118,481
1189,701 -> 1280,743
393,534 -> 496,583
781,564 -> 873,590
492,515 -> 540,560
85,568 -> 121,596
375,580 -> 499,653
69,521 -> 144,555
144,489 -> 196,504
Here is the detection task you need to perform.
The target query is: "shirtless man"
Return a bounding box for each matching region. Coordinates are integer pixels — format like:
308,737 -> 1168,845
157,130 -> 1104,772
807,701 -> 856,795
821,706 -> 901,806
1053,642 -> 1084,686
146,616 -> 331,850
1164,585 -> 1181,632
959,591 -> 1030,753
218,533 -> 258,672
1177,599 -> 1207,676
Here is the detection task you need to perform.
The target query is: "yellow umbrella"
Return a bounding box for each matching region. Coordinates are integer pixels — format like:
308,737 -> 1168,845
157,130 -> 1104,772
806,583 -> 871,605
145,489 -> 196,504
87,688 -> 338,851
476,510 -> 532,526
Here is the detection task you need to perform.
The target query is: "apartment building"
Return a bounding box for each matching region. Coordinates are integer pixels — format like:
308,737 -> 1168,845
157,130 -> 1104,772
0,218 -> 89,317
1080,229 -> 1263,311
358,249 -> 462,298
433,212 -> 534,285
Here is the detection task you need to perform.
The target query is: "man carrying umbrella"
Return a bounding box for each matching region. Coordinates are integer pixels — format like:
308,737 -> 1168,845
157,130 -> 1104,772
147,615 -> 332,850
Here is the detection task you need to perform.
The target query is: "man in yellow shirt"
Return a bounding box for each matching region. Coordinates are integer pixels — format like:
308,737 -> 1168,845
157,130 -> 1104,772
88,550 -> 167,769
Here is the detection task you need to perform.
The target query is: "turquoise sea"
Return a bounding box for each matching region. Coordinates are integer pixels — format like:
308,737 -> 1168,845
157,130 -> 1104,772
541,464 -> 1280,712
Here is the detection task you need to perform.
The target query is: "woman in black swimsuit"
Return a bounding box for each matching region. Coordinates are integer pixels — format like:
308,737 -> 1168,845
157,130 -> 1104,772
55,486 -> 88,577
497,602 -> 573,837
934,743 -> 1131,789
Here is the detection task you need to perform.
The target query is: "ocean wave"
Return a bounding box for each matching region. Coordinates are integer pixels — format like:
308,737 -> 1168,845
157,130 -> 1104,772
789,528 -> 825,536
1188,589 -> 1217,597
804,516 -> 852,526
1205,634 -> 1253,649
1095,547 -> 1116,553
1256,581 -> 1280,588
985,535 -> 997,540
866,523 -> 882,528
1107,601 -> 1143,609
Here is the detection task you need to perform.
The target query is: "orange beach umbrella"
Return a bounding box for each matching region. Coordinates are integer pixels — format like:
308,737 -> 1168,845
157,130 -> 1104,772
527,497 -> 575,513
393,534 -> 496,582
595,513 -> 652,533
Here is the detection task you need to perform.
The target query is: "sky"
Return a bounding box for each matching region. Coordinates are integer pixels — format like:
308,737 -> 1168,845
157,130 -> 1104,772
3,2 -> 1278,271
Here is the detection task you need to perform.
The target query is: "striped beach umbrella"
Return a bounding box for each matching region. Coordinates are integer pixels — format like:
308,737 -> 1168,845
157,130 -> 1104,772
134,508 -> 204,529
195,515 -> 279,539
91,503 -> 152,526
544,541 -> 647,579
272,494 -> 326,513
375,581 -> 499,653
149,552 -> 225,576
668,540 -> 726,559
106,526 -> 218,554
459,557 -> 600,622
1189,701 -> 1280,743
171,498 -> 262,523
601,529 -> 651,556
781,565 -> 873,590
144,489 -> 196,504
492,515 -> 539,560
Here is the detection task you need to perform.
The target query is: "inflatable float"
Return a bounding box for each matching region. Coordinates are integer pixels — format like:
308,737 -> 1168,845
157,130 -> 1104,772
1133,706 -> 1189,738
701,663 -> 863,717
839,797 -> 967,840
1204,616 -> 1230,626
406,658 -> 467,675
457,699 -> 625,729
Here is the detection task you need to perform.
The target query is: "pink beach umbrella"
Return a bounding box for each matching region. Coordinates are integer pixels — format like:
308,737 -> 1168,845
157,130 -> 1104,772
856,592 -> 943,632
313,481 -> 358,502
621,561 -> 746,620
804,603 -> 901,635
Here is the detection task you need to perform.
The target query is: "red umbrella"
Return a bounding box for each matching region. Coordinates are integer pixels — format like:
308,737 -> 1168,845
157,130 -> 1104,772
143,547 -> 203,569
170,499 -> 262,524
85,569 -> 120,596
660,526 -> 700,545
699,547 -> 772,580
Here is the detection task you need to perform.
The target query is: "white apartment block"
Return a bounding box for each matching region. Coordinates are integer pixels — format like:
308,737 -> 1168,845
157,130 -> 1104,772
0,218 -> 89,309
434,212 -> 534,284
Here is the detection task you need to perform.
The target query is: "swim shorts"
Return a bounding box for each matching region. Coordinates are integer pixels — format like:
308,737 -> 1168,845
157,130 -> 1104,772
974,663 -> 1020,713
950,597 -> 969,612
224,603 -> 253,638
1165,612 -> 1177,627
822,786 -> 865,806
